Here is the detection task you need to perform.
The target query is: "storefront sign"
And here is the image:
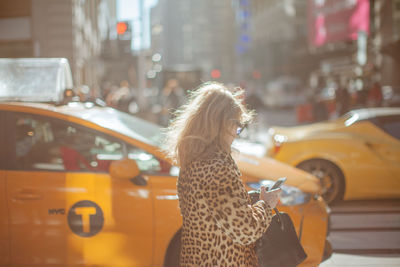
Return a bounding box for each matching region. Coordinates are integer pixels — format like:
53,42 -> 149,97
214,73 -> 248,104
308,0 -> 370,47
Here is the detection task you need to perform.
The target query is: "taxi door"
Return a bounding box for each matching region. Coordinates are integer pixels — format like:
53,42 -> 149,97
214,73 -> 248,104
0,111 -> 11,265
5,112 -> 153,266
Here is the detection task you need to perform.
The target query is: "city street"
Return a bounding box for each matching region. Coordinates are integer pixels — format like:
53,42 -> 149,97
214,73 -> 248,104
0,0 -> 400,267
1,0 -> 399,265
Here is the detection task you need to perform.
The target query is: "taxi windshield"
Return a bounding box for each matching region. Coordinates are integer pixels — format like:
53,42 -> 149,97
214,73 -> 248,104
116,111 -> 164,146
62,103 -> 165,147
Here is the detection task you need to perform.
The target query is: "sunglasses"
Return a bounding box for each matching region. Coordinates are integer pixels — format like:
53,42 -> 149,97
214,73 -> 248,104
236,122 -> 248,136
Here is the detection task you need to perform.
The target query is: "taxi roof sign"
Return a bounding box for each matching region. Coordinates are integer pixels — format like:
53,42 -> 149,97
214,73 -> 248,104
0,58 -> 73,103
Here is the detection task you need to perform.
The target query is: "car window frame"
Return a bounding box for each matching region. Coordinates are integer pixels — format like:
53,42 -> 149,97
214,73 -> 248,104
0,111 -> 7,170
5,110 -> 172,175
3,111 -> 18,170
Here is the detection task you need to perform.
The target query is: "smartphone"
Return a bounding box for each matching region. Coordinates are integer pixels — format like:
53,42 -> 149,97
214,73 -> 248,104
269,177 -> 287,191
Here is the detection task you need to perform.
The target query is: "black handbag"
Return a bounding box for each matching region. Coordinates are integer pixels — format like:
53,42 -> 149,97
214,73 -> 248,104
249,191 -> 307,267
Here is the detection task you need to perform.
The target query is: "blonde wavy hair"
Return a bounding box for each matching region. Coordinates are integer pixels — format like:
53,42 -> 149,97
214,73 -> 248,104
163,81 -> 254,168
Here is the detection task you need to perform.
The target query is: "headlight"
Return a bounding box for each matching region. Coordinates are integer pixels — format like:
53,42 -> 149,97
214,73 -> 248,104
246,180 -> 311,206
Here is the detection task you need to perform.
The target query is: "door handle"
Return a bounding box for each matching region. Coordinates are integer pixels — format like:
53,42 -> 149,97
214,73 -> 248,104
13,190 -> 43,201
365,141 -> 375,148
130,175 -> 147,186
365,141 -> 381,150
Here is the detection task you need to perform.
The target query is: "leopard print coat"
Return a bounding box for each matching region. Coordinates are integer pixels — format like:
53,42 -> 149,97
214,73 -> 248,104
177,149 -> 273,266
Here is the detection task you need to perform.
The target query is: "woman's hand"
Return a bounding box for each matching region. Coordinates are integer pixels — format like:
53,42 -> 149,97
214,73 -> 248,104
260,186 -> 281,209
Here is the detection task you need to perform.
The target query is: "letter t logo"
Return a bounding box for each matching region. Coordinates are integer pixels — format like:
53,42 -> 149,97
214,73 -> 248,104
75,207 -> 96,233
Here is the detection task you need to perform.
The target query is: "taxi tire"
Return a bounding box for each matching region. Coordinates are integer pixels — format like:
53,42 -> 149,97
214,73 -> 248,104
164,229 -> 181,267
297,159 -> 345,204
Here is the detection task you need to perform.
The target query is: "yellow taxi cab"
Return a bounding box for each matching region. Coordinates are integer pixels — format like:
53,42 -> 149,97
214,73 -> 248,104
267,108 -> 400,204
0,58 -> 331,266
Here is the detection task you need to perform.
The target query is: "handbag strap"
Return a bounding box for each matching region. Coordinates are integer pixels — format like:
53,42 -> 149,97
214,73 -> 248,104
273,208 -> 285,231
273,208 -> 304,241
298,215 -> 304,242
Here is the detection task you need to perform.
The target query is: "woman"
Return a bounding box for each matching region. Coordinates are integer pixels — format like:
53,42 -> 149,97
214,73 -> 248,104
164,82 -> 280,267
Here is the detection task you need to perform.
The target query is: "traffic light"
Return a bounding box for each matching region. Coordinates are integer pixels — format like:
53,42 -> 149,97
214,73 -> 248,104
117,22 -> 128,35
211,69 -> 221,79
116,21 -> 132,40
252,70 -> 261,79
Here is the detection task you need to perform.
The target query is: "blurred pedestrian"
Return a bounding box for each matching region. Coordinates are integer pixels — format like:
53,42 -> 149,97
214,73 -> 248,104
367,82 -> 383,107
77,85 -> 90,102
356,89 -> 368,108
101,81 -> 113,101
335,85 -> 350,116
311,87 -> 329,122
163,82 -> 279,267
107,80 -> 138,113
297,95 -> 314,123
245,86 -> 265,112
159,79 -> 185,126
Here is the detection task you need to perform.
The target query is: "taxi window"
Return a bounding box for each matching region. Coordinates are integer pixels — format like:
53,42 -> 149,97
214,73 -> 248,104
11,113 -> 170,174
370,115 -> 400,140
14,115 -> 62,170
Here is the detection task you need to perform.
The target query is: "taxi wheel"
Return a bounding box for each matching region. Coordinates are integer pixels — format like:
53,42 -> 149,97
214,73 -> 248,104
164,229 -> 181,267
297,159 -> 345,204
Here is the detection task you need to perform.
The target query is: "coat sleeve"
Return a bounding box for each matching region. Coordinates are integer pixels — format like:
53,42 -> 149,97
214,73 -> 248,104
202,164 -> 273,246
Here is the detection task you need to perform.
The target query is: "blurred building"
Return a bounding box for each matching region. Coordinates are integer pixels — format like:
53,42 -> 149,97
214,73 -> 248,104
236,0 -> 400,103
150,0 -> 236,85
375,0 -> 400,89
307,0 -> 400,96
306,0 -> 371,97
0,0 -> 117,92
235,0 -> 312,86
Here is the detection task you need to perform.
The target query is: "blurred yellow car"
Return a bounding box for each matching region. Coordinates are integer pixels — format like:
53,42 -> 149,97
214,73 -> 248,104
267,108 -> 400,204
0,58 -> 330,267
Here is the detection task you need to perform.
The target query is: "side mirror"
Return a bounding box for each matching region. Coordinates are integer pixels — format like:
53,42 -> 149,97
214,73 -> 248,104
109,158 -> 140,180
